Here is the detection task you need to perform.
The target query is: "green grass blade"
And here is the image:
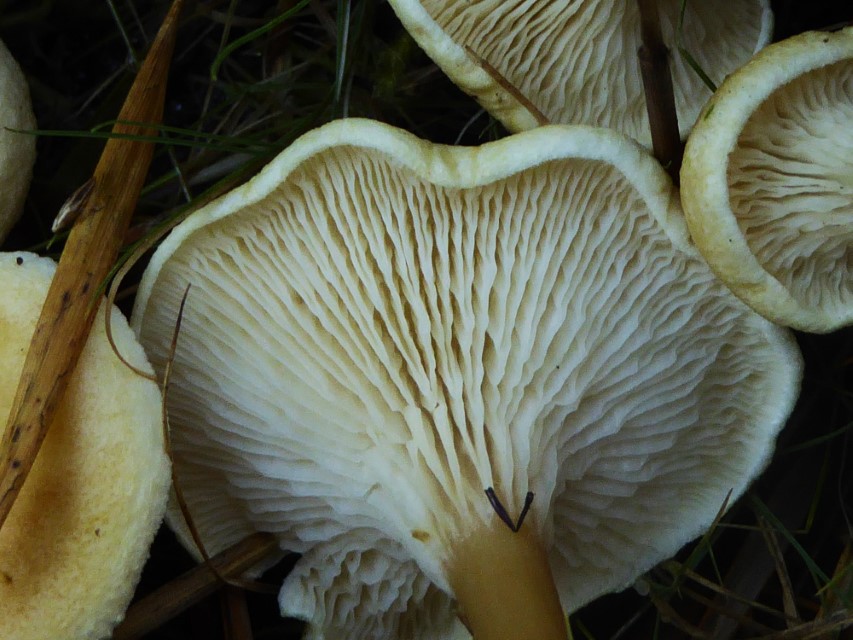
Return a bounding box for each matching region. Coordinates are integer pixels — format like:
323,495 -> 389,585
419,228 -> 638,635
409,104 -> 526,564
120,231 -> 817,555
210,0 -> 312,81
676,0 -> 718,92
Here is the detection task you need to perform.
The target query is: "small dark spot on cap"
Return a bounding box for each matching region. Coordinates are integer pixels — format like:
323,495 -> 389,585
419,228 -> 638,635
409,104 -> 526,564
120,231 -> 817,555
11,460 -> 21,470
82,281 -> 90,294
94,528 -> 101,537
1,571 -> 12,584
10,427 -> 21,443
15,256 -> 23,265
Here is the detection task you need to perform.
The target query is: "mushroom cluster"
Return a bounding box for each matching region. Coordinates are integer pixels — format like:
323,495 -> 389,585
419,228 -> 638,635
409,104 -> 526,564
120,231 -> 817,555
0,38 -> 36,242
0,252 -> 170,640
9,3 -> 843,638
384,0 -> 772,145
681,26 -> 853,332
132,119 -> 802,639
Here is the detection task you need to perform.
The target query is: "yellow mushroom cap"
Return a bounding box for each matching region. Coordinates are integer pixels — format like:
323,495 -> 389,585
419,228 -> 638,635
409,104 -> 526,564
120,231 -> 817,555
0,252 -> 170,640
0,40 -> 36,243
681,27 -> 853,332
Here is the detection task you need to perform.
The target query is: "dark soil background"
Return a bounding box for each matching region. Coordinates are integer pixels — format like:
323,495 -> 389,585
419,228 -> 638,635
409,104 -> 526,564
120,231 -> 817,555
1,1 -> 852,639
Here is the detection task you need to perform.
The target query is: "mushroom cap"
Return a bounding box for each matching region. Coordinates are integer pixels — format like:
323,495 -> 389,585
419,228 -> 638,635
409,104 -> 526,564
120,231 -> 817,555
0,39 -> 36,243
132,119 -> 801,639
384,0 -> 772,145
0,252 -> 170,640
681,27 -> 853,332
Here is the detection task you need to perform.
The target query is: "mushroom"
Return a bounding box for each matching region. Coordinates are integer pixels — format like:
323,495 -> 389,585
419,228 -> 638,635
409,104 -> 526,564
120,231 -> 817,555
132,119 -> 802,639
383,0 -> 772,145
0,39 -> 36,243
0,252 -> 170,640
681,26 -> 853,332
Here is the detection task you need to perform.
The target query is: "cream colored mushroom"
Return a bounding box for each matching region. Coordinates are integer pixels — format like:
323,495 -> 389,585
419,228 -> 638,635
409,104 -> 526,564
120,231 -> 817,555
384,0 -> 772,145
0,39 -> 36,243
681,27 -> 853,332
132,119 -> 801,640
0,252 -> 170,640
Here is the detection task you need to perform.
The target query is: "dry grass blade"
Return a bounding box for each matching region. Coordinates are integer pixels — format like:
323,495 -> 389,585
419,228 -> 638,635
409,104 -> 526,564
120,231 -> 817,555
112,532 -> 280,640
663,561 -> 798,625
675,583 -> 778,635
221,586 -> 255,640
815,539 -> 853,635
648,590 -> 712,638
162,284 -> 278,597
758,515 -> 802,627
462,45 -> 550,127
0,0 -> 184,530
159,283 -> 229,591
746,612 -> 853,640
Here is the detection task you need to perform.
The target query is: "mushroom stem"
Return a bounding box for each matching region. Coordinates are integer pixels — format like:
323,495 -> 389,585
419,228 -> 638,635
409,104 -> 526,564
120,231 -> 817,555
447,522 -> 567,640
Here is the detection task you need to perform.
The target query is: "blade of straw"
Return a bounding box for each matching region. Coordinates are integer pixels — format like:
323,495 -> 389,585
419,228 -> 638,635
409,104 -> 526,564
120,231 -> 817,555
220,585 -> 256,640
112,532 -> 280,640
0,0 -> 184,530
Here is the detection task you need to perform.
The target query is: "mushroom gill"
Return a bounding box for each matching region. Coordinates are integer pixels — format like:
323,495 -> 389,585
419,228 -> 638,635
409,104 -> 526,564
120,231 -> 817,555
133,120 -> 801,640
385,0 -> 772,144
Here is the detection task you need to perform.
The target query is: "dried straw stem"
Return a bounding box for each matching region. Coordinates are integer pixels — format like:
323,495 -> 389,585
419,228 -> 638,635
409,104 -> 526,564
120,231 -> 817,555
0,0 -> 184,528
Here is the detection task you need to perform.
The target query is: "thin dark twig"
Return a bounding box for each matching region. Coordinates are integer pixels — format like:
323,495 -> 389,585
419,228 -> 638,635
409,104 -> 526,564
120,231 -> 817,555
112,532 -> 280,640
163,285 -> 279,596
463,45 -> 550,127
485,487 -> 514,530
485,487 -> 535,532
162,285 -> 222,581
636,0 -> 683,182
516,491 -> 535,530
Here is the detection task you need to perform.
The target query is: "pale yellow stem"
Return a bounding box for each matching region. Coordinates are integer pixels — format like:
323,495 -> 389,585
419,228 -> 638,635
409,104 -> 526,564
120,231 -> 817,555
447,522 -> 568,640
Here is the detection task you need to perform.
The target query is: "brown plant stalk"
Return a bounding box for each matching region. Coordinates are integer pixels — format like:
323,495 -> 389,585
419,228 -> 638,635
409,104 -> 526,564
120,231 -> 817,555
112,532 -> 280,640
0,0 -> 184,529
636,0 -> 683,182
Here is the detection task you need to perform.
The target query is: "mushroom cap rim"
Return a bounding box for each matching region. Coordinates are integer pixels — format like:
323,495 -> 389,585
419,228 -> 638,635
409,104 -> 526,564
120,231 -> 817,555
132,118 -> 693,328
680,27 -> 853,332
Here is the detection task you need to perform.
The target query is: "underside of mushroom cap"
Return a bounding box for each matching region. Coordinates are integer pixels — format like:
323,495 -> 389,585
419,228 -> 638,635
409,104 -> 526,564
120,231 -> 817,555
384,0 -> 772,145
0,252 -> 170,640
681,27 -> 853,332
0,40 -> 36,243
132,119 -> 801,639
